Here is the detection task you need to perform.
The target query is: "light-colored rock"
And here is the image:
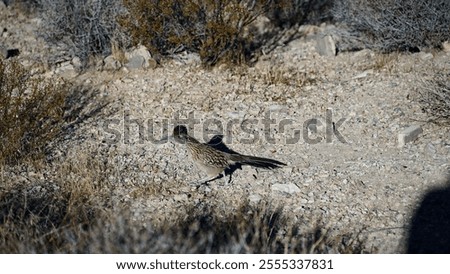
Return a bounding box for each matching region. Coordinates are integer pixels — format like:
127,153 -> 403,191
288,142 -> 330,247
419,52 -> 433,61
316,35 -> 336,57
442,41 -> 450,52
71,56 -> 82,69
2,30 -> 8,38
398,125 -> 423,147
248,194 -> 262,204
126,55 -> 145,70
353,70 -> 373,79
125,45 -> 157,69
128,45 -> 152,60
173,51 -> 201,66
55,61 -> 77,78
353,49 -> 375,59
271,183 -> 300,194
120,66 -> 129,74
227,111 -> 244,119
103,55 -> 121,71
268,104 -> 287,111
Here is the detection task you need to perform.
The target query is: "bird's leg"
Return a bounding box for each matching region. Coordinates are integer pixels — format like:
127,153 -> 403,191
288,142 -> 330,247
202,173 -> 223,184
191,173 -> 224,187
226,171 -> 233,185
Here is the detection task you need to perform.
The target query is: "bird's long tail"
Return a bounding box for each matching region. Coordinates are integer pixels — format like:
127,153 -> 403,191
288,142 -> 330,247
230,154 -> 286,169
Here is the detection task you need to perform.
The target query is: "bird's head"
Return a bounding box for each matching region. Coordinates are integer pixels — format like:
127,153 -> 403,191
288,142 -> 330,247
173,125 -> 189,143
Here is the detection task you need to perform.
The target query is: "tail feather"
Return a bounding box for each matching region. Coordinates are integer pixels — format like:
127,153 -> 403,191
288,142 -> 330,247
230,154 -> 286,169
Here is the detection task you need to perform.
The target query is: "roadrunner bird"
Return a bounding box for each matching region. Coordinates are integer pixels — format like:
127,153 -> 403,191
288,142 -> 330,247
173,125 -> 286,184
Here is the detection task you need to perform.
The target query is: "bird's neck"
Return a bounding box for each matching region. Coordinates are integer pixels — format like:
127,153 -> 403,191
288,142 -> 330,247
175,134 -> 200,144
186,135 -> 200,144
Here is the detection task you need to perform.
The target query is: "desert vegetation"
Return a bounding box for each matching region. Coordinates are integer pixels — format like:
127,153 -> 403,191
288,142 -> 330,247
334,0 -> 450,52
32,0 -> 450,65
34,0 -> 335,66
0,0 -> 449,254
0,175 -> 365,253
0,59 -> 69,165
37,0 -> 128,67
417,73 -> 450,126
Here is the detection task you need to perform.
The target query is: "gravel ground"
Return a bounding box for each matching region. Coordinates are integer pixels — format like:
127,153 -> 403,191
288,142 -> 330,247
2,4 -> 449,253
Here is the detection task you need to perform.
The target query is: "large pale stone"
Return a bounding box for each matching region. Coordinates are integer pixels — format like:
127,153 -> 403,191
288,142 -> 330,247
398,125 -> 423,147
316,35 -> 336,57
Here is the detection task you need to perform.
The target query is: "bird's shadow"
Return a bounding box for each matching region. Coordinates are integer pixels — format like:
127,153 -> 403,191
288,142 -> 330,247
205,134 -> 243,183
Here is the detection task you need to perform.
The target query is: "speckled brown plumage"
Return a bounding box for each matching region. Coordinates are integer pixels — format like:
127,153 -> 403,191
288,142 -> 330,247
173,125 -> 286,184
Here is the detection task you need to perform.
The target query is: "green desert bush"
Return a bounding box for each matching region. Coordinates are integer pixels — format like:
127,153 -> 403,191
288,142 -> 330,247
333,0 -> 450,52
120,0 -> 274,66
0,59 -> 69,165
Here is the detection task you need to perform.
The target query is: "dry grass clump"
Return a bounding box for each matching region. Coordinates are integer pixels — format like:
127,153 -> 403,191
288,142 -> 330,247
417,73 -> 450,126
333,0 -> 450,53
372,53 -> 399,73
0,155 -> 112,253
0,59 -> 69,165
0,179 -> 106,253
259,67 -> 318,88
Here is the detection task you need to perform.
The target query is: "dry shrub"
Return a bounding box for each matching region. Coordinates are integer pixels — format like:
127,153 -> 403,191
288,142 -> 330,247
120,0 -> 273,66
418,73 -> 450,126
0,59 -> 69,165
38,0 -> 129,67
36,0 -> 333,67
266,0 -> 333,27
333,0 -> 450,52
4,0 -> 40,13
